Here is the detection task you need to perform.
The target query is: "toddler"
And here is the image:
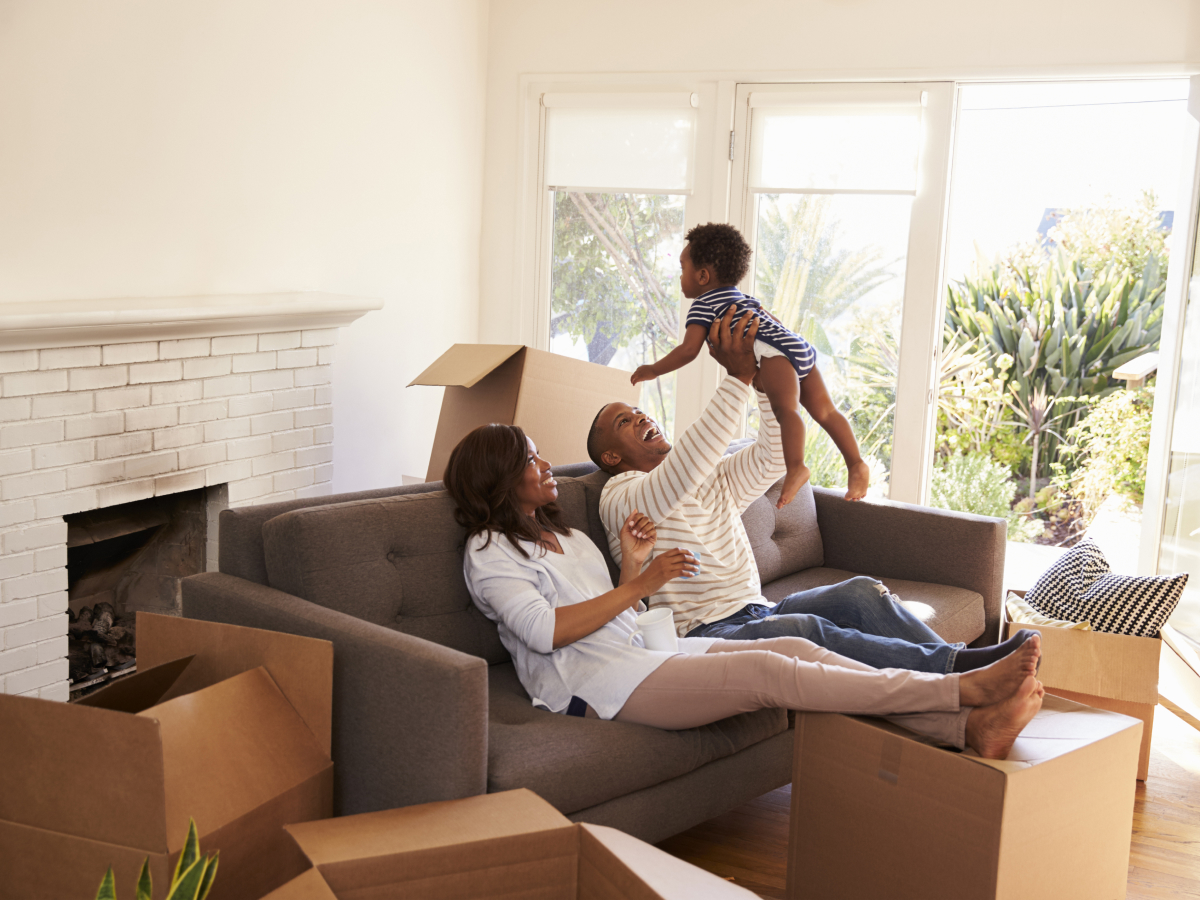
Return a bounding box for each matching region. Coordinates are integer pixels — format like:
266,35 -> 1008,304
631,222 -> 870,507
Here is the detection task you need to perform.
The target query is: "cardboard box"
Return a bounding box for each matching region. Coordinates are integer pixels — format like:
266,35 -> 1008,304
263,788 -> 756,900
409,344 -> 640,482
786,696 -> 1142,900
1002,593 -> 1159,780
0,613 -> 334,900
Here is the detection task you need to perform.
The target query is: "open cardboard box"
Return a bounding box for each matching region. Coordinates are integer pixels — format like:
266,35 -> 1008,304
1002,590 -> 1159,779
0,613 -> 333,900
786,695 -> 1142,900
409,344 -> 640,482
262,788 -> 756,900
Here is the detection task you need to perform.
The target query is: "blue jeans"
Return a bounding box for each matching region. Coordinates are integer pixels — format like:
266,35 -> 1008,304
685,576 -> 963,674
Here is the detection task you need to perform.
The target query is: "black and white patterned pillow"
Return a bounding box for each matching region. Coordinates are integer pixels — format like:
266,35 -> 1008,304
1024,538 -> 1187,638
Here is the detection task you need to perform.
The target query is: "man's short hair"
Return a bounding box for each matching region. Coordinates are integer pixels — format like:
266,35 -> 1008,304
685,222 -> 752,285
587,404 -> 612,472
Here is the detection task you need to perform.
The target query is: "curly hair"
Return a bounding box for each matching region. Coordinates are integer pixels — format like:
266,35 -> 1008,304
443,423 -> 570,558
685,222 -> 752,285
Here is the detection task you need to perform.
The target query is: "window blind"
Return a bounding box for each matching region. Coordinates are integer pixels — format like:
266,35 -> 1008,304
542,93 -> 698,193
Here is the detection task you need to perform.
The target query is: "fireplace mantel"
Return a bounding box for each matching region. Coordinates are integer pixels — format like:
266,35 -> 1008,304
0,292 -> 383,352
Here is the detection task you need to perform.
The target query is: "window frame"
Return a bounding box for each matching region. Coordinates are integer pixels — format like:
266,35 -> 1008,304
728,81 -> 956,503
523,81 -> 728,439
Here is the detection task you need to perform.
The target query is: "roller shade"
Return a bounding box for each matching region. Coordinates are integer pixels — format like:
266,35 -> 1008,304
543,93 -> 698,193
748,90 -> 924,193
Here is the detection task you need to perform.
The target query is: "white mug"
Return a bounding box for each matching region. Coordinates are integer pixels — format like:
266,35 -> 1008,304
627,607 -> 679,653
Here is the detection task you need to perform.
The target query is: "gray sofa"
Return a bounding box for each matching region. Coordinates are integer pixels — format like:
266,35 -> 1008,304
181,464 -> 1005,843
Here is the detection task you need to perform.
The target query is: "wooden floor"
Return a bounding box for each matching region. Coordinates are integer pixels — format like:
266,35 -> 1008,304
657,704 -> 1200,899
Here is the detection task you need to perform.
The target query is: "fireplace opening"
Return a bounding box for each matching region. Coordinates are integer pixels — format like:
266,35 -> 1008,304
65,487 -> 214,699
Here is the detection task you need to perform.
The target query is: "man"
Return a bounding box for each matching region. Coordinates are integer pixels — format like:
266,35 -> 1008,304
591,305 -> 1029,674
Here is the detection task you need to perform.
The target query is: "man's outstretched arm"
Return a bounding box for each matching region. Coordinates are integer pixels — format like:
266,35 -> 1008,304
600,309 -> 759,536
710,386 -> 788,514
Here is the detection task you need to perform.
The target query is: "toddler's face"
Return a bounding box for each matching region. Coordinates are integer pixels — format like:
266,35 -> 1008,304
679,244 -> 707,298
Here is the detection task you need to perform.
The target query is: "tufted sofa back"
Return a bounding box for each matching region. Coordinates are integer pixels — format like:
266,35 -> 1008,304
260,469 -> 823,664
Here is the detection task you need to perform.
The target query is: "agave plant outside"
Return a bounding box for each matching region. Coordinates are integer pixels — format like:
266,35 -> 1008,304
945,245 -> 1166,490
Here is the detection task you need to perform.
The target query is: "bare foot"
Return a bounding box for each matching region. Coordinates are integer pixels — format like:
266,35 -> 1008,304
964,676 -> 1045,759
958,633 -> 1041,707
845,460 -> 870,500
777,463 -> 812,508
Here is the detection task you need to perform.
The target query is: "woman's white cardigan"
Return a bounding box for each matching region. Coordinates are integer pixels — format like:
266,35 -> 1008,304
463,528 -> 715,719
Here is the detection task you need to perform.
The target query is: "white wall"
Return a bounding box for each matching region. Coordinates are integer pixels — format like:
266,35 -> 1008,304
479,0 -> 1200,345
0,0 -> 489,491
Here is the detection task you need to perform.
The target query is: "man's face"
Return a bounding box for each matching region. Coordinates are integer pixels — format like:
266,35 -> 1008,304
679,244 -> 709,299
595,402 -> 672,474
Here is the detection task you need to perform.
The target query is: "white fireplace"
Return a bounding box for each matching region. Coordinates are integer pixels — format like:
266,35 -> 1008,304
0,292 -> 380,700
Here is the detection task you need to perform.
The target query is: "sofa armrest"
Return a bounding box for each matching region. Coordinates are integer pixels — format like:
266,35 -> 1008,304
182,572 -> 488,815
811,487 -> 1006,646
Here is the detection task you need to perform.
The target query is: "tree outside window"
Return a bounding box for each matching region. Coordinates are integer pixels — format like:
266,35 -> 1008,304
549,191 -> 686,433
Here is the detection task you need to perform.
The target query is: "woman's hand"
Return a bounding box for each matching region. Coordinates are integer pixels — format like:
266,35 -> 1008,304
640,548 -> 699,594
619,510 -> 656,567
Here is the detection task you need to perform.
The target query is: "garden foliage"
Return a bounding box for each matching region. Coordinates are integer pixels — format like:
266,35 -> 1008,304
944,244 -> 1165,484
933,195 -> 1167,536
1055,387 -> 1156,520
928,453 -> 1046,542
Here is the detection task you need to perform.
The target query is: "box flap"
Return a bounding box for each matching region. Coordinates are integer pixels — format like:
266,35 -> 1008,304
578,823 -> 758,899
287,790 -> 577,898
137,613 -> 334,755
1001,603 -> 1160,704
143,666 -> 330,853
511,346 -> 639,468
407,344 -> 525,389
1160,623 -> 1200,731
967,694 -> 1142,771
259,869 -> 338,900
0,694 -> 169,852
197,767 -> 332,900
74,655 -> 194,713
285,788 -> 570,865
0,818 -> 173,900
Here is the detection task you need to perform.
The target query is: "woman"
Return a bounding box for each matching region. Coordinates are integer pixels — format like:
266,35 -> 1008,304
444,423 -> 1044,759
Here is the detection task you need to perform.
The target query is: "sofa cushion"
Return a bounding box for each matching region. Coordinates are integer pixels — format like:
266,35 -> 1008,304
260,475 -> 608,665
486,663 -> 788,815
220,481 -> 443,585
224,463 -> 601,587
743,481 -> 824,584
761,566 -> 986,646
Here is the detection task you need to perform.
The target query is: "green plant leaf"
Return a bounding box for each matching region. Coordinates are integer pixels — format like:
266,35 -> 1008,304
172,819 -> 201,887
136,858 -> 153,900
166,858 -> 206,900
96,867 -> 117,900
197,853 -> 219,900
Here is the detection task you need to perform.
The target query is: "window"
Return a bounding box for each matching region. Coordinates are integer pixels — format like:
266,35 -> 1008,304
539,93 -> 698,433
730,84 -> 954,501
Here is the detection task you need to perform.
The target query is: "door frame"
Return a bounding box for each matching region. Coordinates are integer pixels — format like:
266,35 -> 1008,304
1139,75 -> 1200,575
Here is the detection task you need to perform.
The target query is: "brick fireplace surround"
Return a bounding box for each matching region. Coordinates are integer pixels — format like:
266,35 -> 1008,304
0,292 -> 380,701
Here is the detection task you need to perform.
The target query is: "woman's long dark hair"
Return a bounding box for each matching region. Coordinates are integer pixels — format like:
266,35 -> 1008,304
443,423 -> 570,557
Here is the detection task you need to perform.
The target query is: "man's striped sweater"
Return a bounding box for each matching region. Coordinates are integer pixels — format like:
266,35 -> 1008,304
599,374 -> 787,637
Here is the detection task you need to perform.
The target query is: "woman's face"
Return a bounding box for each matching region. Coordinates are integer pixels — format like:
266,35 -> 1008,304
513,437 -> 557,517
